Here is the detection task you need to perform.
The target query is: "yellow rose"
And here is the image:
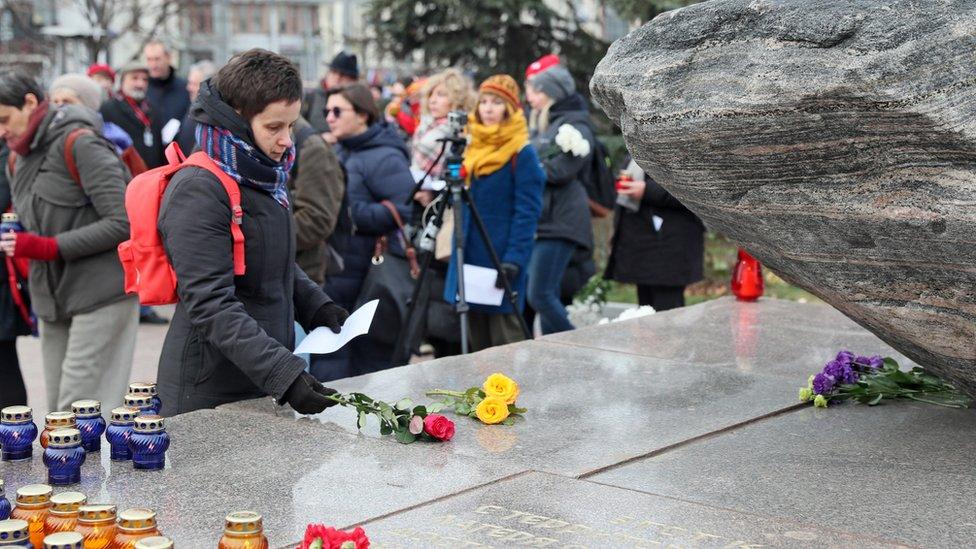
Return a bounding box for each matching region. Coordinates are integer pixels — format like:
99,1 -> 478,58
475,397 -> 511,425
483,373 -> 520,404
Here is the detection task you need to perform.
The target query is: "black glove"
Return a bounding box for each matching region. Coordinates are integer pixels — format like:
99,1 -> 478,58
495,263 -> 520,289
282,372 -> 340,415
311,302 -> 349,334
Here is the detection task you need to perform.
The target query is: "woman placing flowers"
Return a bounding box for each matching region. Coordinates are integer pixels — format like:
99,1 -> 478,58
443,75 -> 545,351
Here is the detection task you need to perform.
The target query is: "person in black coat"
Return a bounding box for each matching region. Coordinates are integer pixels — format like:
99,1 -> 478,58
144,40 -> 191,150
155,49 -> 349,416
311,84 -> 415,381
0,142 -> 30,408
100,62 -> 165,168
605,158 -> 705,311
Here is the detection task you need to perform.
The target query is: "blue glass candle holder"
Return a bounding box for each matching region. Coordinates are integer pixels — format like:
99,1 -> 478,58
0,406 -> 38,462
0,518 -> 30,548
42,429 -> 86,486
106,407 -> 139,461
0,479 -> 10,520
123,393 -> 155,417
70,400 -> 105,453
128,382 -> 162,415
128,415 -> 169,471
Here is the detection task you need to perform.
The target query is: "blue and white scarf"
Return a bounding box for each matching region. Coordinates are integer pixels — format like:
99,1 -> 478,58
196,122 -> 295,209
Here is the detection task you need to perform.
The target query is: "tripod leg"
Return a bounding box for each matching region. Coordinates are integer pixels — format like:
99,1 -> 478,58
461,187 -> 533,339
450,185 -> 471,354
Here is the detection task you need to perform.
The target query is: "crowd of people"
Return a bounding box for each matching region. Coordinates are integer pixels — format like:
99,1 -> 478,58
0,44 -> 705,417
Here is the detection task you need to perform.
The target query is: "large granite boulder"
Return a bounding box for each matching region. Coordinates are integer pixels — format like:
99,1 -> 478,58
590,0 -> 976,396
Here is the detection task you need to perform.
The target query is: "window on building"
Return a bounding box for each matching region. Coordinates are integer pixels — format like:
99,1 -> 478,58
231,3 -> 268,34
186,3 -> 213,34
280,4 -> 319,36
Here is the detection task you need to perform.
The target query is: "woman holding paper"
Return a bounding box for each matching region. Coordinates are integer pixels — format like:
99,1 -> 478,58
155,50 -> 349,416
443,75 -> 545,351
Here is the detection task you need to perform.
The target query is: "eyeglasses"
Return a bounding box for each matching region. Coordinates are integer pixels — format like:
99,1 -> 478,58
326,106 -> 353,118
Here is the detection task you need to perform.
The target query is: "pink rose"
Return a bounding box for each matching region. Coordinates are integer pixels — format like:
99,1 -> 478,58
408,415 -> 424,435
423,413 -> 455,441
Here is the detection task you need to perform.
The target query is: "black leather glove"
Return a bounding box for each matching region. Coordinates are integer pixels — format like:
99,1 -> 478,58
310,302 -> 349,334
282,372 -> 339,415
495,263 -> 520,289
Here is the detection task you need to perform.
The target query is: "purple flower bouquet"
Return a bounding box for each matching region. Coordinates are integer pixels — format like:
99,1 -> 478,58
799,350 -> 970,408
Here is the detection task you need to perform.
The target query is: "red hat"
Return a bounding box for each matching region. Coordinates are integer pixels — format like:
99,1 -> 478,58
87,63 -> 116,81
525,54 -> 561,80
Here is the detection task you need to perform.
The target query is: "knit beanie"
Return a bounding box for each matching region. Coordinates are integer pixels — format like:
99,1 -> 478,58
527,65 -> 575,103
478,74 -> 521,112
50,73 -> 103,111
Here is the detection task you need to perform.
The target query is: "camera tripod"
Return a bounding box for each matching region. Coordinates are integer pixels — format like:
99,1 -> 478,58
392,134 -> 532,364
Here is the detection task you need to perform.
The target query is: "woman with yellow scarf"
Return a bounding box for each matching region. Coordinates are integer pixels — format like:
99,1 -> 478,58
443,75 -> 546,351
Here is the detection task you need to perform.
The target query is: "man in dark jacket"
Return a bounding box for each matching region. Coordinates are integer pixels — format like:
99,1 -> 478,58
100,61 -> 165,168
144,40 -> 191,150
100,61 -> 170,325
0,70 -> 138,414
302,51 -> 359,140
288,117 -> 345,285
156,49 -> 348,416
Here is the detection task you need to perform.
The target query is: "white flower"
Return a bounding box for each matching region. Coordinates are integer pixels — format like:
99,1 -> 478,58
554,124 -> 590,157
613,306 -> 656,322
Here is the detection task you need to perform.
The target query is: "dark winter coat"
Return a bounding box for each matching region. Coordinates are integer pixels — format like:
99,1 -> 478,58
148,68 -> 191,147
6,105 -> 131,322
289,118 -> 345,285
531,94 -> 594,252
325,123 -> 415,309
0,144 -> 31,340
444,145 -> 545,314
605,162 -> 705,287
302,88 -> 331,134
100,97 -> 165,168
175,112 -> 197,154
155,96 -> 333,416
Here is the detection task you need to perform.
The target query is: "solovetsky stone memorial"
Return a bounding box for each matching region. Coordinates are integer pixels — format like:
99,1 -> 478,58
590,0 -> 976,396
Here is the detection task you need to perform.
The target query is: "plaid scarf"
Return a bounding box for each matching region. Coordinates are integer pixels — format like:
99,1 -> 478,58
195,122 -> 295,209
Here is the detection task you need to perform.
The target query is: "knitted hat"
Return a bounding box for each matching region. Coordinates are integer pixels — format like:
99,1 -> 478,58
479,75 -> 521,111
86,63 -> 115,81
118,61 -> 149,79
527,65 -> 575,103
328,51 -> 359,78
525,54 -> 560,80
50,74 -> 103,111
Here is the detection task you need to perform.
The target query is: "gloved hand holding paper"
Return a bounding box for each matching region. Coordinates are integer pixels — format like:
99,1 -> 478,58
294,299 -> 378,355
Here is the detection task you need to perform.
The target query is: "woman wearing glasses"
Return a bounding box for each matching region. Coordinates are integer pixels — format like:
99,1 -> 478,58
313,84 -> 415,380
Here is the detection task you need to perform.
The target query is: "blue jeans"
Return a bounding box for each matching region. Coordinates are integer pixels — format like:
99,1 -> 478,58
527,239 -> 576,335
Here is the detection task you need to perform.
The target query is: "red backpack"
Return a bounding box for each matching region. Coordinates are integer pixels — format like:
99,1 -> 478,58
117,143 -> 245,305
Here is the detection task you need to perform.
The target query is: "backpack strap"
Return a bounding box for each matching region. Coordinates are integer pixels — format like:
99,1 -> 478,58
63,128 -> 95,185
182,151 -> 246,276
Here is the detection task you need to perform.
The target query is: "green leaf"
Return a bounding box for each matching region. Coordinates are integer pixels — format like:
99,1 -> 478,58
380,423 -> 393,436
868,394 -> 884,406
476,389 -> 486,399
412,405 -> 427,417
508,405 -> 528,415
502,417 -> 516,426
882,357 -> 899,369
395,398 -> 414,410
310,539 -> 324,549
428,402 -> 444,414
394,429 -> 417,444
357,411 -> 367,429
456,404 -> 471,416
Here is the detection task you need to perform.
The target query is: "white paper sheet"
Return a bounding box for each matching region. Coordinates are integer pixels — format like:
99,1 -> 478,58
462,264 -> 504,306
161,118 -> 182,145
294,300 -> 378,355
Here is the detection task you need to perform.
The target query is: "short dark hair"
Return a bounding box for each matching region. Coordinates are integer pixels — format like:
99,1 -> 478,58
0,70 -> 45,108
330,84 -> 379,126
213,49 -> 302,121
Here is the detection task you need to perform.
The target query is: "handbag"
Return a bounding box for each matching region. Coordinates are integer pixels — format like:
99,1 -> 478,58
354,200 -> 420,346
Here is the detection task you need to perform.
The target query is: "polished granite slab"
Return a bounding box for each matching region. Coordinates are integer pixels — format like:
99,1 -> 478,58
544,297 -> 917,378
221,338 -> 807,478
0,409 -> 523,548
589,401 -> 976,547
360,471 -> 910,548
